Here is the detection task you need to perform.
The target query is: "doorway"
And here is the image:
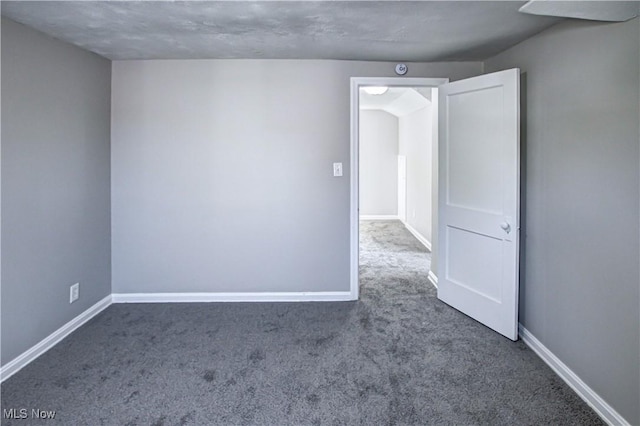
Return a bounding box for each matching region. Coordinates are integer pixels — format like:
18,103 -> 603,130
349,77 -> 447,300
350,70 -> 521,341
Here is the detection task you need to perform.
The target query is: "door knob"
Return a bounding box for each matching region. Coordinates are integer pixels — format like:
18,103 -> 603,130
500,222 -> 511,233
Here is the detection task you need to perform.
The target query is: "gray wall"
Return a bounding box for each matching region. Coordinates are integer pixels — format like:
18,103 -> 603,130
485,18 -> 640,424
111,60 -> 482,294
399,105 -> 432,243
1,18 -> 112,365
359,110 -> 398,216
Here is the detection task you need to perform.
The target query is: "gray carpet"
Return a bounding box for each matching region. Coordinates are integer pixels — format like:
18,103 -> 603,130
1,220 -> 603,425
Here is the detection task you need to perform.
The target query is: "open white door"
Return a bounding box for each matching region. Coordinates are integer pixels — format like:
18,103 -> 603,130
437,69 -> 520,340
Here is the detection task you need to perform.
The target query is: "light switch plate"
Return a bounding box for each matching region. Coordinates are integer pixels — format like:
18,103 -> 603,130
333,162 -> 343,177
70,283 -> 79,303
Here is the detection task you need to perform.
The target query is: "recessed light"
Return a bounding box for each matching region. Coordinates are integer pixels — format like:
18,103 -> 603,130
363,86 -> 389,95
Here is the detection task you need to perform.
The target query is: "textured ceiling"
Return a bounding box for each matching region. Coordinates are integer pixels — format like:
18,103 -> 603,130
1,1 -> 564,61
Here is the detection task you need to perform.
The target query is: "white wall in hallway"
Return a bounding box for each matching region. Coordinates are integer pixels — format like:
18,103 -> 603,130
399,105 -> 433,245
359,110 -> 399,216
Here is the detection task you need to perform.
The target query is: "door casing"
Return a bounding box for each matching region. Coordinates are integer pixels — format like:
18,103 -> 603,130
350,77 -> 448,300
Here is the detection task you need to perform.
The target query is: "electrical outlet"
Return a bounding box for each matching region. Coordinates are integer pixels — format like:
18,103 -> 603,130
70,283 -> 79,303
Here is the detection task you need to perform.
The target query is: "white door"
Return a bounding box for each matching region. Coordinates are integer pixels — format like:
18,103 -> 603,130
397,155 -> 407,222
437,69 -> 520,341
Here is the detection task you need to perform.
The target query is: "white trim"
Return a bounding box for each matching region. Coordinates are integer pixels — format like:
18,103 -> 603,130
403,222 -> 432,251
0,295 -> 112,383
350,78 -> 360,302
353,77 -> 450,89
519,324 -> 630,426
428,271 -> 438,289
360,215 -> 399,221
351,77 -> 449,304
112,291 -> 354,303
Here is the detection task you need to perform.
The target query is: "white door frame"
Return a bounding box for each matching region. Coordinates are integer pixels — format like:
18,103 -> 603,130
350,77 -> 448,300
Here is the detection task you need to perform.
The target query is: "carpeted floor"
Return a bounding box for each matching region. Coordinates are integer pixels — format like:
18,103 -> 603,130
1,220 -> 603,425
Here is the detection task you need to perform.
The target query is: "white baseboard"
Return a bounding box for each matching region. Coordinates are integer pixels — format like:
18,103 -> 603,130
359,215 -> 399,221
403,222 -> 432,251
518,325 -> 629,426
112,291 -> 355,303
427,271 -> 438,289
0,295 -> 112,383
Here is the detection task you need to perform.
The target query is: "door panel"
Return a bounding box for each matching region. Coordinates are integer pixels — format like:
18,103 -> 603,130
438,69 -> 520,340
446,226 -> 503,303
447,85 -> 505,214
